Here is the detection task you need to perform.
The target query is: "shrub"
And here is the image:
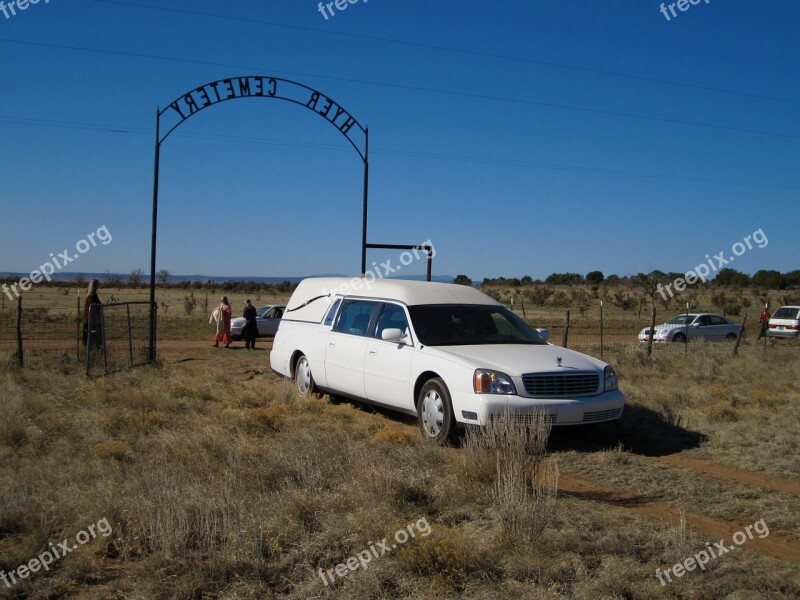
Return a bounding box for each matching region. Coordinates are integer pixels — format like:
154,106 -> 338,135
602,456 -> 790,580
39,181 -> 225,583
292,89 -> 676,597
398,525 -> 480,586
250,404 -> 289,431
463,410 -> 557,542
93,440 -> 134,462
373,427 -> 417,445
705,402 -> 739,423
183,292 -> 198,315
525,285 -> 552,306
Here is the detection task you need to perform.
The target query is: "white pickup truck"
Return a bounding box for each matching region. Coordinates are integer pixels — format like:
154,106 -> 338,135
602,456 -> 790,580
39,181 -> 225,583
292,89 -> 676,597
270,277 -> 624,444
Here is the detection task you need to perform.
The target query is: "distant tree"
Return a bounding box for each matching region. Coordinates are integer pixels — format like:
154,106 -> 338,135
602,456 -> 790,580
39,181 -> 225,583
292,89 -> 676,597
128,269 -> 144,287
520,275 -> 534,286
752,269 -> 783,289
545,273 -> 584,285
157,269 -> 170,285
783,270 -> 800,287
605,274 -> 621,286
74,274 -> 86,287
453,274 -> 473,286
631,270 -> 672,355
585,271 -> 605,285
714,268 -> 750,286
105,270 -> 122,287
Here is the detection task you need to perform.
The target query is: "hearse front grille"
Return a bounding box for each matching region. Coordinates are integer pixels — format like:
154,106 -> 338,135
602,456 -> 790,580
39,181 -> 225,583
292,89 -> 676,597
582,408 -> 623,422
488,412 -> 557,426
521,372 -> 599,398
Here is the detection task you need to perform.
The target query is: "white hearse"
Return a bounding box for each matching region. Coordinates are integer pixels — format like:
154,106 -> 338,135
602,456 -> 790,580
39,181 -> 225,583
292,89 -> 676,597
270,278 -> 624,443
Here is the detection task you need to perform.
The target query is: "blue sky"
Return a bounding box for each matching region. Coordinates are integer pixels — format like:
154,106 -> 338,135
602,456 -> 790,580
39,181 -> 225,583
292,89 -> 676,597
0,0 -> 797,281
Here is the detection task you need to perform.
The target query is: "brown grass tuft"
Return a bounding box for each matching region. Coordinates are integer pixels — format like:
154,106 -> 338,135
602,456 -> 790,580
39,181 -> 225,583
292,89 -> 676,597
93,440 -> 134,462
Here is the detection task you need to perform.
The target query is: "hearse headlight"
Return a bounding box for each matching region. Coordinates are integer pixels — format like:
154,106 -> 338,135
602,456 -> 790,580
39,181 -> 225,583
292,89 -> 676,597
604,366 -> 619,391
473,369 -> 517,395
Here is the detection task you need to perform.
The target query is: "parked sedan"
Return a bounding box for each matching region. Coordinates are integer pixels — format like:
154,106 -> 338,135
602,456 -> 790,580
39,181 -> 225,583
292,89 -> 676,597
231,305 -> 285,340
638,313 -> 744,343
767,306 -> 800,338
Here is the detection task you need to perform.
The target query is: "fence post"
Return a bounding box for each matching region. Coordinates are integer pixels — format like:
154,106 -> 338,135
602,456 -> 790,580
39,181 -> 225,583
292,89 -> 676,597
732,314 -> 746,357
520,294 -> 526,318
15,296 -> 23,367
647,305 -> 656,357
599,300 -> 604,359
562,309 -> 570,348
76,292 -> 81,360
685,303 -> 689,355
127,303 -> 134,367
100,306 -> 108,374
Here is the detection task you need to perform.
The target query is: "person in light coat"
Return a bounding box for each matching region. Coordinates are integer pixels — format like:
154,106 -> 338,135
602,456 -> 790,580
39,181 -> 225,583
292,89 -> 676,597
212,296 -> 232,348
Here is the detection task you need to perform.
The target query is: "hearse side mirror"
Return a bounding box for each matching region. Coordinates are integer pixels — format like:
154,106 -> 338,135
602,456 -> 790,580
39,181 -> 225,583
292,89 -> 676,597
381,328 -> 409,344
536,328 -> 550,341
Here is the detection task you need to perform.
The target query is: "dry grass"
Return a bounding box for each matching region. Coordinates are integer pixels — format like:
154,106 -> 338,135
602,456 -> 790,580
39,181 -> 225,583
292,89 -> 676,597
0,344 -> 798,598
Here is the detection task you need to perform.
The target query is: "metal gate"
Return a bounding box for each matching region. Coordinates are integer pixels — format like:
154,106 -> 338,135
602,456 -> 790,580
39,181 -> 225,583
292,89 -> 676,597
86,302 -> 156,376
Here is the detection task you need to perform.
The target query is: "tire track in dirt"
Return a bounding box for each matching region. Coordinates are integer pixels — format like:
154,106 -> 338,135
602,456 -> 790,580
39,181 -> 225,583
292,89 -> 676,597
558,473 -> 800,564
658,454 -> 800,496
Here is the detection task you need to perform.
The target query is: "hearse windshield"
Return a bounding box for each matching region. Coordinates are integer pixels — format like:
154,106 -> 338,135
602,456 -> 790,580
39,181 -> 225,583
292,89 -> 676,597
408,304 -> 547,346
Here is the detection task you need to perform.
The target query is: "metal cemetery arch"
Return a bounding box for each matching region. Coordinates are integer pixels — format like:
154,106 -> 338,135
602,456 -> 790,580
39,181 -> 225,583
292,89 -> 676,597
148,75 -> 431,360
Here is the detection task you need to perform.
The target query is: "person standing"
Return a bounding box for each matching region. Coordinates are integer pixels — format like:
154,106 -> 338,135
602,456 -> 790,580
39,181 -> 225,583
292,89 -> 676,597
213,296 -> 232,348
758,303 -> 771,340
81,279 -> 102,346
243,299 -> 258,350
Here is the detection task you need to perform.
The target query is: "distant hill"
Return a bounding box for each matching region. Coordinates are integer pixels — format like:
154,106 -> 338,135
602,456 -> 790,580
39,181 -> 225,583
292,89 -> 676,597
0,272 -> 456,284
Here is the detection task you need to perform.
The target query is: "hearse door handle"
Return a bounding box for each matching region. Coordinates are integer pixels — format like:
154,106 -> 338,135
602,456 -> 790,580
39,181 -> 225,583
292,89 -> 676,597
369,350 -> 377,356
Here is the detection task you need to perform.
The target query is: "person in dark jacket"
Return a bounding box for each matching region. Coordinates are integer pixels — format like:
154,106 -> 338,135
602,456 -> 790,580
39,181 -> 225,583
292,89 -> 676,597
243,299 -> 258,350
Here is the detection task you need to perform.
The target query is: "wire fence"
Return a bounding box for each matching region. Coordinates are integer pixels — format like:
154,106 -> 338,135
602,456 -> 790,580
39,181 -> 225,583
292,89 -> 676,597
0,298 -> 155,375
523,310 -> 797,358
1,296 -> 796,371
0,299 -> 83,366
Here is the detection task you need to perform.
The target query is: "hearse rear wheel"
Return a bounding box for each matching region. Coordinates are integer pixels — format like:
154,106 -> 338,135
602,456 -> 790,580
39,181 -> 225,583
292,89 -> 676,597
294,355 -> 315,397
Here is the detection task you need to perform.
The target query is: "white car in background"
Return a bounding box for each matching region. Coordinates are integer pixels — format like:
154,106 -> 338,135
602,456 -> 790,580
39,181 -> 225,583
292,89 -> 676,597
767,306 -> 800,338
638,313 -> 745,343
270,278 -> 624,444
230,305 -> 285,340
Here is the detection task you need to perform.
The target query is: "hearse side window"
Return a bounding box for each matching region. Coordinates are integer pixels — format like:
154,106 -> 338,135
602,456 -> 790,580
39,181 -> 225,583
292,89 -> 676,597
333,300 -> 379,336
323,298 -> 341,327
375,303 -> 410,340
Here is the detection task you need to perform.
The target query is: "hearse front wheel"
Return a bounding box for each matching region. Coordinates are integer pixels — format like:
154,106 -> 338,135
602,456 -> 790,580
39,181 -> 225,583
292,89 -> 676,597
294,355 -> 315,397
417,378 -> 456,445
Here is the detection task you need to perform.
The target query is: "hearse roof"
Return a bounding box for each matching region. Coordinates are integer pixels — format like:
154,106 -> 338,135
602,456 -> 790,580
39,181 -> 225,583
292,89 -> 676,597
284,277 -> 498,322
